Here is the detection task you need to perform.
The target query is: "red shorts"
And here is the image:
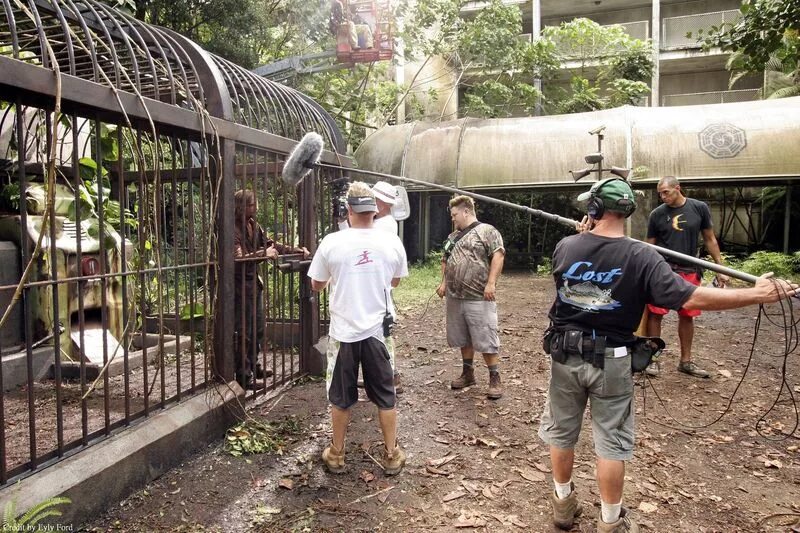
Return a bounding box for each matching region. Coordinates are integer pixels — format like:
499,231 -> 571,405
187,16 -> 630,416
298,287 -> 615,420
647,271 -> 702,318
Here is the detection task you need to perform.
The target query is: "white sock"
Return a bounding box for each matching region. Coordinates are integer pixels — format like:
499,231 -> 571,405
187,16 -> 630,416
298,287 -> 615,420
601,501 -> 622,523
554,479 -> 572,499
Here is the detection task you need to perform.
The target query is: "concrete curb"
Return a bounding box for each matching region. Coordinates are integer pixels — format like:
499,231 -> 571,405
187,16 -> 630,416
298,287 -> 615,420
0,380 -> 245,527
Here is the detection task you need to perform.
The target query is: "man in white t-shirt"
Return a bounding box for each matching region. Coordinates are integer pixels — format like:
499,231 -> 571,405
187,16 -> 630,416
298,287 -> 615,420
308,181 -> 409,476
371,181 -> 403,392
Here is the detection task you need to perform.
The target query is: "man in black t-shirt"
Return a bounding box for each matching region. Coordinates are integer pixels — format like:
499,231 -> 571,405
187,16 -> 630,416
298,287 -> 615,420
645,176 -> 729,378
539,178 -> 798,533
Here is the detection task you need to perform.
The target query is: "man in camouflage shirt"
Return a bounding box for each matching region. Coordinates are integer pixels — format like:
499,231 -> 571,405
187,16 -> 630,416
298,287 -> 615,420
436,195 -> 505,399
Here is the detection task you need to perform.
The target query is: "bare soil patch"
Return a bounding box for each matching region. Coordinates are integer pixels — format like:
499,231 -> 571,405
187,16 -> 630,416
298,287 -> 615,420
87,273 -> 800,532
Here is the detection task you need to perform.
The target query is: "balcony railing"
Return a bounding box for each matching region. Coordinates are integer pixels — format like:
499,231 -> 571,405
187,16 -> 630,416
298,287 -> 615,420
616,20 -> 649,41
662,89 -> 760,106
545,20 -> 650,59
662,10 -> 740,50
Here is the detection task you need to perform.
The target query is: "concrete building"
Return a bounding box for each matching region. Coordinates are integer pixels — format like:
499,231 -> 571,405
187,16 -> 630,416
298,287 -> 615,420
453,0 -> 760,114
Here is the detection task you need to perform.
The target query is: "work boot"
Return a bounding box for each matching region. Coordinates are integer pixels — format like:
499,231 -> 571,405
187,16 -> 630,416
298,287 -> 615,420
322,443 -> 346,473
394,373 -> 403,395
596,508 -> 639,533
487,371 -> 502,399
678,361 -> 710,379
450,366 -> 476,389
381,442 -> 406,475
550,483 -> 582,530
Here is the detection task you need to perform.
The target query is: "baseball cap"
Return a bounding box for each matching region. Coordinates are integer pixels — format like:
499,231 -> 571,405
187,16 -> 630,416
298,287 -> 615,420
347,195 -> 378,213
372,181 -> 397,205
577,178 -> 636,213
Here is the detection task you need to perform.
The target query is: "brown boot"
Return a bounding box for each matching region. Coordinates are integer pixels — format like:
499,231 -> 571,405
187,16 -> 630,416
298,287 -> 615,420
596,508 -> 639,533
322,443 -> 346,473
450,366 -> 476,389
381,442 -> 406,475
551,484 -> 582,530
487,371 -> 502,399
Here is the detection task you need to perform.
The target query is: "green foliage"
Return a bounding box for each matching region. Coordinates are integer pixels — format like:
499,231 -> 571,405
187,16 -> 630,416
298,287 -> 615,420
0,183 -> 20,212
554,77 -> 605,114
400,0 -> 558,120
543,18 -> 654,114
732,250 -> 800,280
537,257 -> 553,276
2,495 -> 71,530
393,254 -> 443,310
699,0 -> 800,98
225,418 -> 301,457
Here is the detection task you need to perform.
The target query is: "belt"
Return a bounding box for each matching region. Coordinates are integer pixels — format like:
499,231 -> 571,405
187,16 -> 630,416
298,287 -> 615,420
579,336 -> 628,368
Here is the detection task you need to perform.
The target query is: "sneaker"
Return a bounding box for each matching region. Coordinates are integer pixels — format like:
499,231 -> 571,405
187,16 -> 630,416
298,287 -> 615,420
322,443 -> 346,473
450,367 -> 476,389
551,483 -> 582,530
596,508 -> 639,533
381,443 -> 406,475
678,361 -> 710,379
487,371 -> 502,400
644,361 -> 660,377
394,373 -> 403,395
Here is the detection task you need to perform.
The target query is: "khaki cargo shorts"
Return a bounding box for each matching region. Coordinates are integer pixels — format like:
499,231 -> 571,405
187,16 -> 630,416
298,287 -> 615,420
445,298 -> 500,354
538,350 -> 634,461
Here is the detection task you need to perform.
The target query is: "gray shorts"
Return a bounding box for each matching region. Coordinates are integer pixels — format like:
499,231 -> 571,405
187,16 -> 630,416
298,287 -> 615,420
538,350 -> 634,461
446,298 -> 500,354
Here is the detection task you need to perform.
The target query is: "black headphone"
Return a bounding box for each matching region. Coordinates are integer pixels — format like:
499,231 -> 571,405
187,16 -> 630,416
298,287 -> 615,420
586,178 -> 637,219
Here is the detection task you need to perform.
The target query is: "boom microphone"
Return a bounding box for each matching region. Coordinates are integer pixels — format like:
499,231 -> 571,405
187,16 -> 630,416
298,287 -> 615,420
280,131 -> 763,286
282,132 -> 324,187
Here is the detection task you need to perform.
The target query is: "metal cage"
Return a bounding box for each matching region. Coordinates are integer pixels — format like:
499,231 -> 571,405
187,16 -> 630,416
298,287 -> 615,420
0,0 -> 346,486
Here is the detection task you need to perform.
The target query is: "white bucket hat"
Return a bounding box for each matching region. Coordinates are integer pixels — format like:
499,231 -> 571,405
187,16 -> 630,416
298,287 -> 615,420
371,181 -> 397,205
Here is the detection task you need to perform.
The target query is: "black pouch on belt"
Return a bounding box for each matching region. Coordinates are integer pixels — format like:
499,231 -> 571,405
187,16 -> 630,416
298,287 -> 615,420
631,336 -> 666,372
542,325 -> 556,355
592,335 -> 606,370
549,332 -> 568,364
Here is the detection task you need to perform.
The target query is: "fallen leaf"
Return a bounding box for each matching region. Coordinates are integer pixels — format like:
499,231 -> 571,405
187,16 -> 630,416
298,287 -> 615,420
508,515 -> 529,528
278,478 -> 294,490
442,490 -> 467,502
764,459 -> 782,469
453,511 -> 487,528
638,501 -> 658,514
491,448 -> 505,459
427,454 -> 458,467
532,461 -> 551,473
377,487 -> 394,503
476,437 -> 499,448
359,470 -> 375,483
482,486 -> 497,500
461,480 -> 481,495
515,467 -> 546,483
718,369 -> 732,378
433,436 -> 451,445
426,466 -> 450,476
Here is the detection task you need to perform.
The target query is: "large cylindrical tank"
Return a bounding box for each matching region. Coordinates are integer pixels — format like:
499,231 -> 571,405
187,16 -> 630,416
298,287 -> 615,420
355,97 -> 800,188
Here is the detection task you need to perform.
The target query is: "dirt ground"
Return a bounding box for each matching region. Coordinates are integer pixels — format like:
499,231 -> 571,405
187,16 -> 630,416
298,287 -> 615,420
87,273 -> 800,532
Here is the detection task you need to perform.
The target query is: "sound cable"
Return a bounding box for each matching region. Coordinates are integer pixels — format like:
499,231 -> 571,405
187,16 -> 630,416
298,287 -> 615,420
639,278 -> 799,440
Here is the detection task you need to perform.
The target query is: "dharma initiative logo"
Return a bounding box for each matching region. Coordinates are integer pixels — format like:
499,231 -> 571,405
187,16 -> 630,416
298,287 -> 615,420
698,123 -> 747,159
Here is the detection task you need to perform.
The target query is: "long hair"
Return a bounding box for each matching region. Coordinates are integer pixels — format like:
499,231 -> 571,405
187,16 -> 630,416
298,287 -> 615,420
234,189 -> 255,223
